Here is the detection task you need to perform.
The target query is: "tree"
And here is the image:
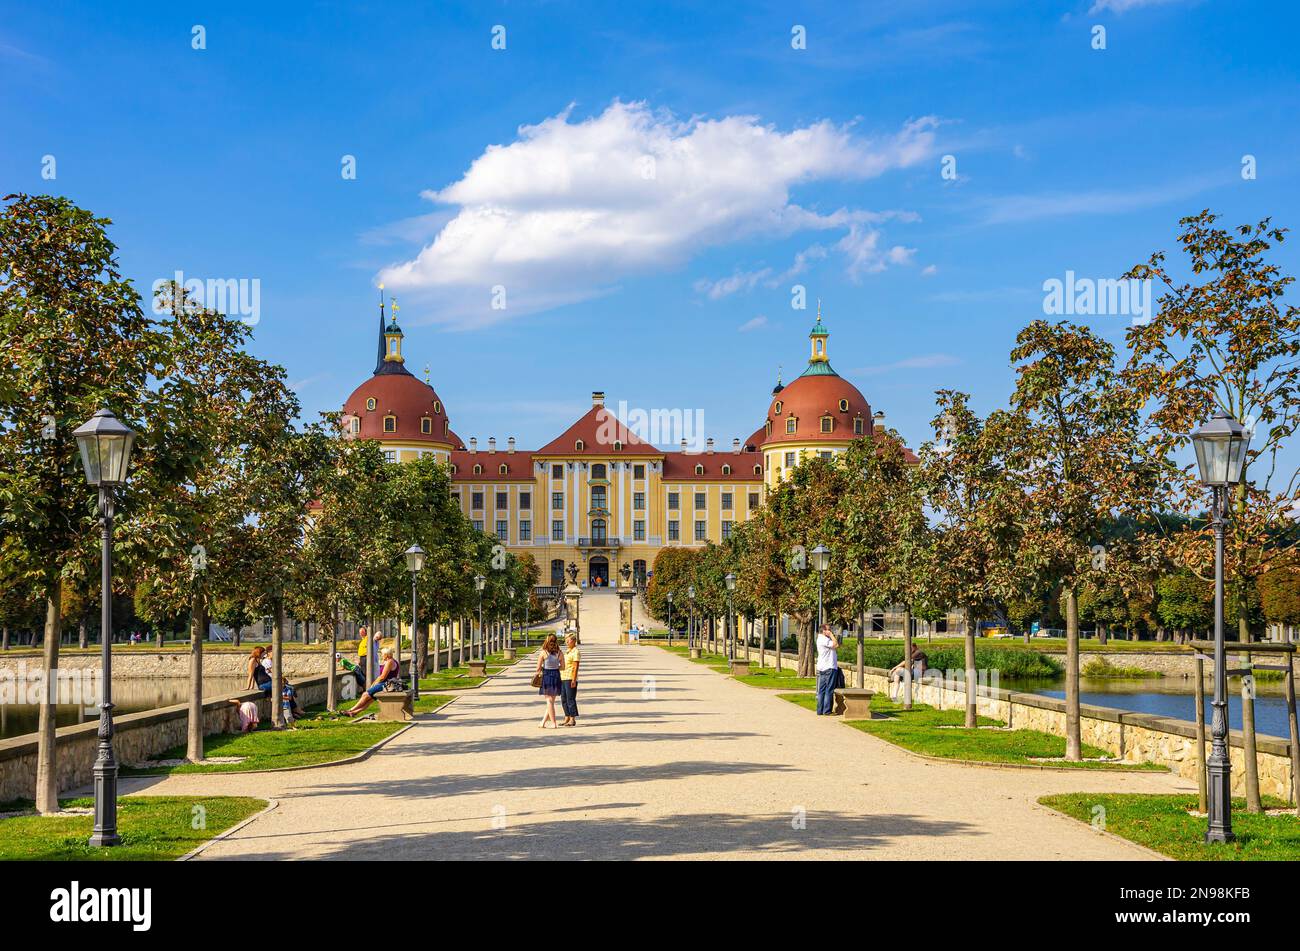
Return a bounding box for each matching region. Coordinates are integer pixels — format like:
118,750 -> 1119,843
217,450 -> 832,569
0,195 -> 161,812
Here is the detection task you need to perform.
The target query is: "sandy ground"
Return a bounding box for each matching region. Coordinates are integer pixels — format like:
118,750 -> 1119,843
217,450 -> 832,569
114,640 -> 1195,860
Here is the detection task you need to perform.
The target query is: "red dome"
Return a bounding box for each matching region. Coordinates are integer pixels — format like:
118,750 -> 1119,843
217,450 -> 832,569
760,372 -> 872,446
342,370 -> 455,445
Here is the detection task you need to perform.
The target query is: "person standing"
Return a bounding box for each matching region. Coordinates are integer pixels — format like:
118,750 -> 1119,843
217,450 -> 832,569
560,633 -> 581,726
815,623 -> 840,715
535,634 -> 564,728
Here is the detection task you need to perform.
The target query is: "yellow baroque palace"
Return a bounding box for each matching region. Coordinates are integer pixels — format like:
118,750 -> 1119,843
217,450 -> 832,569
341,298 -> 914,589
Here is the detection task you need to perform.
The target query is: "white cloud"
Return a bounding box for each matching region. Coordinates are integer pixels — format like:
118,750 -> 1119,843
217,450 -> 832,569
738,315 -> 768,333
694,269 -> 772,300
838,224 -> 917,280
1089,0 -> 1187,12
853,353 -> 960,375
377,100 -> 938,325
976,174 -> 1222,225
920,264 -> 938,277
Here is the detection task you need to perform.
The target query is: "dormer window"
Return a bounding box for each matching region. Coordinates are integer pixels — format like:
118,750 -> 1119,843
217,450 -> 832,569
499,464 -> 508,475
774,400 -> 783,415
853,417 -> 864,435
421,417 -> 432,434
695,464 -> 705,475
786,417 -> 797,435
383,415 -> 397,433
450,464 -> 458,474
821,416 -> 833,434
753,464 -> 762,475
765,421 -> 772,437
444,420 -> 450,435
575,439 -> 585,451
366,398 -> 377,411
473,464 -> 483,475
350,418 -> 361,434
722,464 -> 731,475
613,441 -> 622,451
433,400 -> 441,414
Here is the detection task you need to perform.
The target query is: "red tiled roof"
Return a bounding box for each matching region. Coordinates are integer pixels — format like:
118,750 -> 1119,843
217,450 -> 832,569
343,372 -> 455,446
760,372 -> 872,447
534,405 -> 662,456
449,451 -> 535,481
662,451 -> 764,482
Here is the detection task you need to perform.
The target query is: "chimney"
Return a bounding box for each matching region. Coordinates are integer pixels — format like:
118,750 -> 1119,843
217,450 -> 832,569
488,437 -> 496,453
592,391 -> 605,408
508,437 -> 516,454
732,437 -> 741,453
470,437 -> 477,453
680,438 -> 687,453
706,438 -> 715,454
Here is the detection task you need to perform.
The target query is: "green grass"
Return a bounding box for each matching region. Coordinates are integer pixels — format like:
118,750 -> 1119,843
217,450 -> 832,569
838,642 -> 1063,678
122,706 -> 404,774
412,693 -> 454,715
1082,657 -> 1163,679
0,796 -> 266,861
1040,793 -> 1300,860
778,692 -> 1165,771
734,667 -> 818,690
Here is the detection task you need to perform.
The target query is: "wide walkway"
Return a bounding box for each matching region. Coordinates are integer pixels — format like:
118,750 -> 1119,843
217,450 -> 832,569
119,642 -> 1194,860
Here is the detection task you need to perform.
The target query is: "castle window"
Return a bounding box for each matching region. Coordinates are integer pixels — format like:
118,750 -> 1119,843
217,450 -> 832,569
774,401 -> 783,415
552,464 -> 563,479
421,417 -> 432,434
721,464 -> 731,476
591,463 -> 606,480
786,417 -> 797,434
854,417 -> 864,435
499,464 -> 508,475
366,398 -> 377,411
633,464 -> 645,479
754,465 -> 762,475
383,415 -> 397,433
433,401 -> 441,414
613,441 -> 622,451
575,439 -> 585,451
473,464 -> 483,475
821,416 -> 833,434
384,450 -> 396,462
839,399 -> 849,412
765,421 -> 772,437
695,464 -> 704,475
350,418 -> 361,434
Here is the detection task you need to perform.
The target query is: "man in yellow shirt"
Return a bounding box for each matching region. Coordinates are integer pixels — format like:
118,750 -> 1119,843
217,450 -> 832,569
560,634 -> 581,727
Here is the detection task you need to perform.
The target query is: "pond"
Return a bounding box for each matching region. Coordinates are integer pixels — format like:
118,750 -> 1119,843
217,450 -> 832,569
0,677 -> 249,741
1004,676 -> 1297,740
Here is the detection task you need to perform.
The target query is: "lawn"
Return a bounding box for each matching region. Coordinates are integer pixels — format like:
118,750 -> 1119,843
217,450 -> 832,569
122,706 -> 405,774
0,796 -> 266,861
412,693 -> 454,715
734,668 -> 818,690
1039,793 -> 1300,860
778,692 -> 1167,771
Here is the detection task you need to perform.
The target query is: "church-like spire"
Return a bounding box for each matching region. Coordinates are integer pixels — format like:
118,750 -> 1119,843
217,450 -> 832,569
374,284 -> 387,374
802,300 -> 836,376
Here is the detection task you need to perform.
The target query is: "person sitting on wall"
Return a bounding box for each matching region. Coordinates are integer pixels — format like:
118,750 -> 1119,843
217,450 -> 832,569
888,643 -> 929,700
343,647 -> 400,717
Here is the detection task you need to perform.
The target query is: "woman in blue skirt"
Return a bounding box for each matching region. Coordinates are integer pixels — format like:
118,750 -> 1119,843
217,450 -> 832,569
536,633 -> 564,728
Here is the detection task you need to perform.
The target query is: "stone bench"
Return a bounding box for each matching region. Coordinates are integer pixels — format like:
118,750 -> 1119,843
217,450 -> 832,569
502,647 -> 516,661
467,659 -> 488,677
834,688 -> 877,719
730,659 -> 752,677
375,690 -> 413,722
689,647 -> 702,659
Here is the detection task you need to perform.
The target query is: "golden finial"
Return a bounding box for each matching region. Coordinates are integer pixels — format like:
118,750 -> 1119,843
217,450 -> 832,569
424,363 -> 431,384
816,298 -> 822,322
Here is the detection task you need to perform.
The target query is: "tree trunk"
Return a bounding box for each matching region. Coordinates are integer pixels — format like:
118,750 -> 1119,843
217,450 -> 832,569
1239,583 -> 1262,812
1097,623 -> 1108,646
1064,586 -> 1082,761
2,625 -> 8,650
186,596 -> 207,763
272,600 -> 286,728
963,610 -> 977,728
901,606 -> 914,710
78,615 -> 88,650
796,616 -> 815,678
326,604 -> 339,713
35,582 -> 62,814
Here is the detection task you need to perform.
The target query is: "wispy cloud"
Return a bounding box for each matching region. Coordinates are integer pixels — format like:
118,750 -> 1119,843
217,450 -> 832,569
975,173 -> 1223,225
853,353 -> 961,376
1089,0 -> 1189,13
738,315 -> 768,333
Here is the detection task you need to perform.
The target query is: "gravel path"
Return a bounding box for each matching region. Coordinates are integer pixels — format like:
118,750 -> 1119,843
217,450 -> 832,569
118,644 -> 1194,860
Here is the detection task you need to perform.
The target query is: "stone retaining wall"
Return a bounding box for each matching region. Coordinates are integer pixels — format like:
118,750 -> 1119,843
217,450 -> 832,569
746,645 -> 1297,801
0,647 -> 456,803
0,650 -> 333,680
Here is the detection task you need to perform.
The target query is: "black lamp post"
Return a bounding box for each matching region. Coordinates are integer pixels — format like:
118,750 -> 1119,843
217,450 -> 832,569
74,408 -> 137,848
724,573 -> 737,660
1192,410 -> 1251,844
810,544 -> 830,632
405,545 -> 425,701
666,591 -> 674,647
507,587 -> 515,652
474,574 -> 486,661
687,585 -> 696,652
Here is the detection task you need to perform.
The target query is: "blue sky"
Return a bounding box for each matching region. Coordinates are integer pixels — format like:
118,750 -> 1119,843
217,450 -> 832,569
3,0 -> 1298,476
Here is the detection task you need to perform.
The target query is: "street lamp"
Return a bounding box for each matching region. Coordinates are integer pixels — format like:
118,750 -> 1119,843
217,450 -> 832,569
810,544 -> 830,632
73,408 -> 137,848
405,545 -> 425,701
724,573 -> 737,660
666,591 -> 674,647
507,587 -> 516,653
687,585 -> 696,653
1192,410 -> 1251,844
474,574 -> 486,662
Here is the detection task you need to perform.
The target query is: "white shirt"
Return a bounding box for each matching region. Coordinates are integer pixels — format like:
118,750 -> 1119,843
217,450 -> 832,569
815,633 -> 838,672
